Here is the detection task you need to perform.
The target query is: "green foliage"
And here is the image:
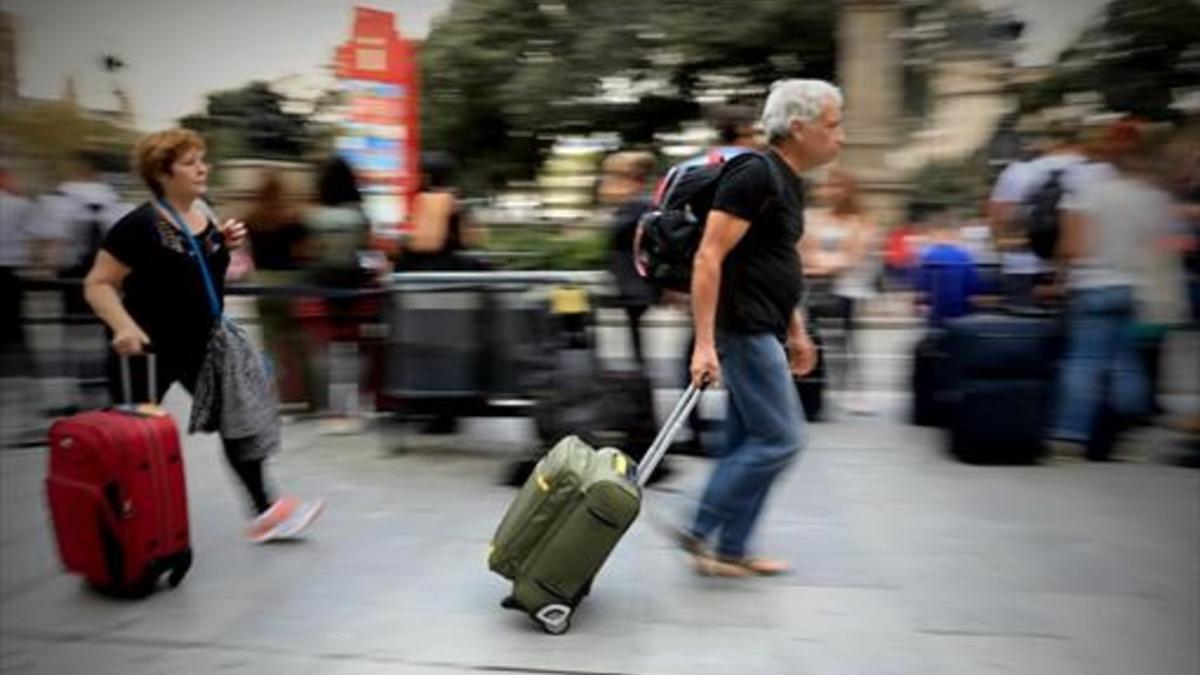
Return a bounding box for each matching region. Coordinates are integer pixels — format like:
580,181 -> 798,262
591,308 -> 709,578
483,224 -> 610,270
0,102 -> 136,179
1022,0 -> 1200,119
420,0 -> 835,192
908,153 -> 991,216
179,81 -> 319,161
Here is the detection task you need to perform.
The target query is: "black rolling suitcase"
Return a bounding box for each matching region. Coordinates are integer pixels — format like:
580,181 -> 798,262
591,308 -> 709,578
943,311 -> 1060,464
911,330 -> 951,428
949,378 -> 1050,464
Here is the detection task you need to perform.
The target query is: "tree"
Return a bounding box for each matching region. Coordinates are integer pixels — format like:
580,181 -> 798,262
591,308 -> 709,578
1021,0 -> 1200,120
908,152 -> 991,215
179,81 -> 317,161
419,0 -> 834,192
0,101 -> 136,180
900,0 -> 1024,130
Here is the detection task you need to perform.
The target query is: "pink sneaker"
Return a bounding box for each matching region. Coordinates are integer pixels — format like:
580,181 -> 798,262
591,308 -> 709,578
246,497 -> 327,543
277,499 -> 325,539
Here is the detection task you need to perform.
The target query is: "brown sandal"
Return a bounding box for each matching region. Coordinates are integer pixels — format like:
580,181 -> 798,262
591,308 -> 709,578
702,556 -> 791,577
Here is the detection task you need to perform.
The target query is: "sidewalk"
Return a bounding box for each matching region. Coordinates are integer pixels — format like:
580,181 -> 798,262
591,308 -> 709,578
2,387 -> 1197,674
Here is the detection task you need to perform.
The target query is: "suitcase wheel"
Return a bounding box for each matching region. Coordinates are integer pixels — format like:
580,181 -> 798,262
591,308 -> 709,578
534,603 -> 572,635
125,573 -> 159,599
167,551 -> 192,588
500,596 -> 522,611
573,581 -> 593,604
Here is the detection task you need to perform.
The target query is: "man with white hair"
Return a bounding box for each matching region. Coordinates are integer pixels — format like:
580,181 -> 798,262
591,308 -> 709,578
682,78 -> 844,577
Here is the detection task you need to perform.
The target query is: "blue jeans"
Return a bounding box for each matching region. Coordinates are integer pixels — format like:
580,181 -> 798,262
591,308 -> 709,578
690,332 -> 807,559
1052,286 -> 1147,443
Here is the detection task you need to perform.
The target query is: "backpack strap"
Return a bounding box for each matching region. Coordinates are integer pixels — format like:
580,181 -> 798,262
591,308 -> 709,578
652,165 -> 680,207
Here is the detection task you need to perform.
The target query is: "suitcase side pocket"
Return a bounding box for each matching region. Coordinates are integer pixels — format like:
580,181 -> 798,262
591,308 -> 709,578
513,489 -> 636,610
489,437 -> 597,578
46,475 -> 126,587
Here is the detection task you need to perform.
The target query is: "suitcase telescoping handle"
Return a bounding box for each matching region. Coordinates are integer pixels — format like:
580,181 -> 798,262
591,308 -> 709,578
118,352 -> 158,408
636,382 -> 706,487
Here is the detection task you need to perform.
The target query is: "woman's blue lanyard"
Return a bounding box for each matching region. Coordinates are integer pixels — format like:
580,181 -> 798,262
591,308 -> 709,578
155,198 -> 222,320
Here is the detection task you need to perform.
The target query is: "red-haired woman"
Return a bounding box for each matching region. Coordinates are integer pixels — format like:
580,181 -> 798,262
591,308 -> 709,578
84,129 -> 324,543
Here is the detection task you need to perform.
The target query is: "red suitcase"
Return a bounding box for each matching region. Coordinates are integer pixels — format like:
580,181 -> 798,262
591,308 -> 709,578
45,355 -> 192,597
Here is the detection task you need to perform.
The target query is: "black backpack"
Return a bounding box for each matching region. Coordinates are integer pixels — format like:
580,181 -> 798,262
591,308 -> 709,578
633,150 -> 765,293
1023,169 -> 1066,260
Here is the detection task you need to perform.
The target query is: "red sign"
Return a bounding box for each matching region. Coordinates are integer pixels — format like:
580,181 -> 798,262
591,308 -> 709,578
334,7 -> 421,240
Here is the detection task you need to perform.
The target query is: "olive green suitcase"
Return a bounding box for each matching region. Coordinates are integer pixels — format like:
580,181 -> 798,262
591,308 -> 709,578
488,384 -> 702,634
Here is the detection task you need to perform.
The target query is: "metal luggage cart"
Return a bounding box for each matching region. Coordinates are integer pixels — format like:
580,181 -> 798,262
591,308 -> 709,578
377,271 -> 610,433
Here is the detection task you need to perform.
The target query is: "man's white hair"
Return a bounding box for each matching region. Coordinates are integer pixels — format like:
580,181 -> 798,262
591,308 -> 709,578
761,79 -> 843,144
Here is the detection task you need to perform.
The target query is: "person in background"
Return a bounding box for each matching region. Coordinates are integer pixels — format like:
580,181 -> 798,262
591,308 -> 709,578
801,168 -> 877,414
1050,118 -> 1181,459
1162,115 -> 1200,442
881,215 -> 921,314
913,212 -> 984,327
35,150 -> 131,413
988,119 -> 1111,308
958,200 -> 1000,276
303,157 -> 374,434
36,150 -> 130,283
673,105 -> 764,455
398,152 -> 485,272
83,128 -> 323,542
244,171 -> 315,411
0,166 -> 34,356
685,104 -> 764,167
599,151 -> 658,369
0,166 -> 38,447
1110,121 -> 1189,424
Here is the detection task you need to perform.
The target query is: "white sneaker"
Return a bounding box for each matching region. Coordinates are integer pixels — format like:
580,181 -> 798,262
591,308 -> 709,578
245,497 -> 325,543
277,499 -> 326,539
246,497 -> 299,544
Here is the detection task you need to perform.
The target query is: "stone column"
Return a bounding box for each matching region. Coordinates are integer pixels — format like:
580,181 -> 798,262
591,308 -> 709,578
0,12 -> 17,108
837,0 -> 909,225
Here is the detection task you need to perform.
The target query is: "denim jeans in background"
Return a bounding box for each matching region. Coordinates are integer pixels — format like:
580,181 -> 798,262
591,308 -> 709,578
690,331 -> 807,559
1052,285 -> 1147,443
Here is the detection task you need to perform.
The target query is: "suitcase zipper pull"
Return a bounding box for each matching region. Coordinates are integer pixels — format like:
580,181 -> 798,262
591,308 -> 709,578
612,453 -> 629,478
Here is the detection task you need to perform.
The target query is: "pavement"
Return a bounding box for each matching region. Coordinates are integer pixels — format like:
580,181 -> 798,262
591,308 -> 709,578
2,307 -> 1199,674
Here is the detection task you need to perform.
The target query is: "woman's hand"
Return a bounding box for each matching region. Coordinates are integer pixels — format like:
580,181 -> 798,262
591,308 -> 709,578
218,219 -> 248,249
112,324 -> 151,356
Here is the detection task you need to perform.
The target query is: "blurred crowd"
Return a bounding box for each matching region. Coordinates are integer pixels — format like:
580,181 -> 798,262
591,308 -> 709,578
594,106 -> 1199,458
2,106 -> 1198,456
0,144 -> 489,444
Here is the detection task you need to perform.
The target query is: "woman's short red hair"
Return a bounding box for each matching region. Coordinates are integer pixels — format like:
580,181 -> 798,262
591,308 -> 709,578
132,128 -> 206,197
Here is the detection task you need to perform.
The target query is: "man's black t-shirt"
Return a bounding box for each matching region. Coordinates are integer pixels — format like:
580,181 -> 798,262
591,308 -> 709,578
103,202 -> 229,357
710,150 -> 805,337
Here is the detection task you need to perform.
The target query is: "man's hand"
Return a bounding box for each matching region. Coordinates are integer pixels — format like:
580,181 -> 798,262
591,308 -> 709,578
787,331 -> 817,377
218,219 -> 248,250
690,341 -> 720,386
112,325 -> 151,356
